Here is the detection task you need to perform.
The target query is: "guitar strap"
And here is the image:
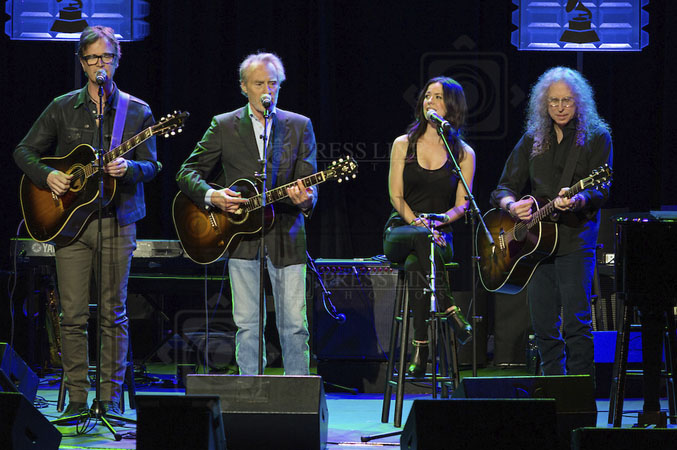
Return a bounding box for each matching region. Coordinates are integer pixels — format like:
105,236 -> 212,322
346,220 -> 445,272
557,140 -> 581,191
110,91 -> 130,149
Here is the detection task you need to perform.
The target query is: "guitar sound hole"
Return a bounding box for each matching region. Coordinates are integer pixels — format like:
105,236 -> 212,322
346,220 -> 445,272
513,226 -> 527,242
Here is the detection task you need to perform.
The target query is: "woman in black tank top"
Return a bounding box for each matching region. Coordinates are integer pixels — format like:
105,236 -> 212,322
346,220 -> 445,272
383,76 -> 476,377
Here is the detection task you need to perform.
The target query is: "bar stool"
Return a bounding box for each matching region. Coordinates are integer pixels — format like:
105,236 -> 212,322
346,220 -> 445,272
608,302 -> 677,427
381,261 -> 461,427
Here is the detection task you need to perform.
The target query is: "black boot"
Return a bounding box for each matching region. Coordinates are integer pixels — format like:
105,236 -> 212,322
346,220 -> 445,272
407,340 -> 429,378
444,306 -> 472,345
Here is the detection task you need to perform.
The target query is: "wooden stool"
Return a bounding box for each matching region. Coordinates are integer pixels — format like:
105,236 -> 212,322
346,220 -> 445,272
381,262 -> 461,427
608,304 -> 677,426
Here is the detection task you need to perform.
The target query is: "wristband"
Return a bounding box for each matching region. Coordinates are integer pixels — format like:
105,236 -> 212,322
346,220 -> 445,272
505,201 -> 515,213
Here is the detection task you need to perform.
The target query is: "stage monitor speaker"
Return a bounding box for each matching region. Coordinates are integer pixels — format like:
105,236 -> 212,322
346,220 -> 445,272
453,375 -> 596,449
186,374 -> 328,450
0,343 -> 39,402
572,427 -> 677,450
401,398 -> 558,450
135,394 -> 226,450
0,391 -> 62,450
311,260 -> 398,360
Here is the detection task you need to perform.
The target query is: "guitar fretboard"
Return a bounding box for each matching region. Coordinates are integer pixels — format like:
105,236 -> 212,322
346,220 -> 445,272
244,171 -> 328,211
85,127 -> 155,177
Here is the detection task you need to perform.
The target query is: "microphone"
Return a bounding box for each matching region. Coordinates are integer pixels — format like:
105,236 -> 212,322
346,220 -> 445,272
425,109 -> 456,134
260,94 -> 272,109
95,69 -> 107,85
419,213 -> 450,222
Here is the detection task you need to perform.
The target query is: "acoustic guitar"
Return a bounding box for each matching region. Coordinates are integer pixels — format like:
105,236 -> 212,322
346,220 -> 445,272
19,111 -> 189,246
172,156 -> 358,264
476,164 -> 612,294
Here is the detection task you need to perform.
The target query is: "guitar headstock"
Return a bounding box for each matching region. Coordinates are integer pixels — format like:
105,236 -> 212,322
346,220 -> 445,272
154,111 -> 190,138
582,164 -> 613,191
325,155 -> 358,183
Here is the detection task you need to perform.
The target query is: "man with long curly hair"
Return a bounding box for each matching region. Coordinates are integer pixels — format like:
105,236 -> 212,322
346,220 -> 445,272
490,67 -> 612,376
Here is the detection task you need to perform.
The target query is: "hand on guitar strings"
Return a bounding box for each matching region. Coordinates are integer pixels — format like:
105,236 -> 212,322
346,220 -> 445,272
507,198 -> 534,221
212,188 -> 248,213
554,187 -> 585,212
287,179 -> 314,211
103,157 -> 128,178
47,170 -> 73,197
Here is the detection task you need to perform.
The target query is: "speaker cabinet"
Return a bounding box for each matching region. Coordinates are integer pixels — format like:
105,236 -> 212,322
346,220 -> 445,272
0,343 -> 39,402
136,394 -> 226,450
186,374 -> 328,450
453,375 -> 597,449
401,398 -> 558,450
572,427 -> 677,450
0,392 -> 62,450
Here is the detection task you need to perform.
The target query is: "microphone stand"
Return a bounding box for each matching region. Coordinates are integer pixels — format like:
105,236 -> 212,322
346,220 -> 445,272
436,125 -> 494,377
254,106 -> 271,375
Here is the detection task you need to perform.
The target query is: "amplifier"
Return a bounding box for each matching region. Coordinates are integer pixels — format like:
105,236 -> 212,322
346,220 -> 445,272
311,258 -> 398,361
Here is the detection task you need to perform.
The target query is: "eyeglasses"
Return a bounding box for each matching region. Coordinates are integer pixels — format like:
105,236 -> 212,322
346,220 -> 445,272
80,53 -> 116,66
547,97 -> 575,108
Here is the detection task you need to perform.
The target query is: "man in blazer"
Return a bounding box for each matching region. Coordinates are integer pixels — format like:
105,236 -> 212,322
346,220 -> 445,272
176,52 -> 317,375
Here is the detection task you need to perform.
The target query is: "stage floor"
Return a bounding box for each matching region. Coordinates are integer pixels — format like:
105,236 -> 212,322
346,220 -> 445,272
31,364 -> 673,449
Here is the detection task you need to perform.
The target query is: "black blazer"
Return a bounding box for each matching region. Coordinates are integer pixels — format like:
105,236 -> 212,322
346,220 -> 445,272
176,106 -> 318,266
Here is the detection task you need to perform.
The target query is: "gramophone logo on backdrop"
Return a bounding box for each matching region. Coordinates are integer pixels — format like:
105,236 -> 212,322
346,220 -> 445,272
559,0 -> 600,44
51,1 -> 89,33
510,0 -> 649,51
4,0 -> 150,41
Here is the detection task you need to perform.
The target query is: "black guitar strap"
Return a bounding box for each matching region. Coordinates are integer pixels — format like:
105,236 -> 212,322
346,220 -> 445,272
557,140 -> 581,192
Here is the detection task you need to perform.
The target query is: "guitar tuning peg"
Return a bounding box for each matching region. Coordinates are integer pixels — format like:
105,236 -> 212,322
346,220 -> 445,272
337,179 -> 343,183
171,131 -> 176,136
164,133 -> 169,138
178,128 -> 183,133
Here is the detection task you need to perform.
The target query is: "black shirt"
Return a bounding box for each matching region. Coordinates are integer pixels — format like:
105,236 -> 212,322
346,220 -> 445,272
490,121 -> 613,255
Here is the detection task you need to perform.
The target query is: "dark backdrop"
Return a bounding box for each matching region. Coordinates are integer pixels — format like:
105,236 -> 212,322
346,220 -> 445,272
2,2 -> 675,343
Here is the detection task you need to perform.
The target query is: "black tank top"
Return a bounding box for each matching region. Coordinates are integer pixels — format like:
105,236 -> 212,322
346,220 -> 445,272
385,150 -> 460,230
403,156 -> 459,215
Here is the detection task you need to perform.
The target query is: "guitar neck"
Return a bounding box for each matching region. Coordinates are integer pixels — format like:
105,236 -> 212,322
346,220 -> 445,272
88,127 -> 155,175
245,171 -> 328,211
527,181 -> 585,228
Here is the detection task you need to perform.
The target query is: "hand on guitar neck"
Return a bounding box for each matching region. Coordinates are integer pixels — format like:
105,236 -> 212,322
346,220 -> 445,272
553,187 -> 585,212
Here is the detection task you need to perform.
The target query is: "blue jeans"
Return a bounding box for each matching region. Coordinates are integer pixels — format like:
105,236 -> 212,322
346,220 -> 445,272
527,248 -> 595,376
228,257 -> 310,375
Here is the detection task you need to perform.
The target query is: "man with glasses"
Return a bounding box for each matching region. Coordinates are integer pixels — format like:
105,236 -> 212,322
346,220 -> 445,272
489,67 -> 612,377
14,25 -> 158,418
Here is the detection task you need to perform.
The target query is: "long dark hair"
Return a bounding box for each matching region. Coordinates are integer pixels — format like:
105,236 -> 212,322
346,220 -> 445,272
526,66 -> 610,157
405,76 -> 467,162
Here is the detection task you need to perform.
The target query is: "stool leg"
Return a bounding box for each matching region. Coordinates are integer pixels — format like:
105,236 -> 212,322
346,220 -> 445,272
125,341 -> 136,411
381,270 -> 405,423
664,309 -> 677,424
608,304 -> 632,426
394,289 -> 410,428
